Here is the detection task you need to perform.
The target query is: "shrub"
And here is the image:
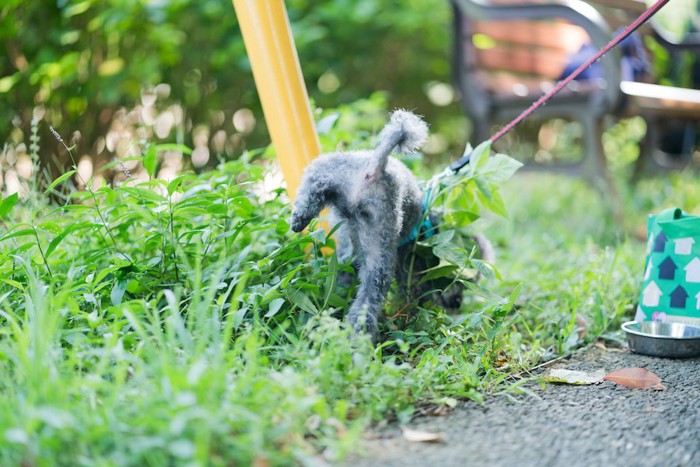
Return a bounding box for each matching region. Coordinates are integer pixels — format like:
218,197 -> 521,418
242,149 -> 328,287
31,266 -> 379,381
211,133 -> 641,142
0,100 -> 530,464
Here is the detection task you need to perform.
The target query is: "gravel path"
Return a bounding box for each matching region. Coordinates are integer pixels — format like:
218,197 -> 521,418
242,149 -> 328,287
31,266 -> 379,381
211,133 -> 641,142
346,345 -> 700,467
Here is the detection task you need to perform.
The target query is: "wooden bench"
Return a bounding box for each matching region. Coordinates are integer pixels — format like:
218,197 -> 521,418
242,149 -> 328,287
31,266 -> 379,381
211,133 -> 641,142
450,0 -> 700,192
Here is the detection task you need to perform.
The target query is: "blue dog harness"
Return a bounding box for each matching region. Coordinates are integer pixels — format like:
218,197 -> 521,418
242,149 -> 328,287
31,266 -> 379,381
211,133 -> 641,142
398,186 -> 436,247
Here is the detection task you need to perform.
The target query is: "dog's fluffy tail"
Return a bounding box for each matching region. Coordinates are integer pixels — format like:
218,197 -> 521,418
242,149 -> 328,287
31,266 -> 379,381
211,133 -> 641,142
372,110 -> 428,175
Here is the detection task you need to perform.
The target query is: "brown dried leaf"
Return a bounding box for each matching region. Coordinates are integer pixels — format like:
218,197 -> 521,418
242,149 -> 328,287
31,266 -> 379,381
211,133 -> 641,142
401,426 -> 445,443
603,367 -> 662,389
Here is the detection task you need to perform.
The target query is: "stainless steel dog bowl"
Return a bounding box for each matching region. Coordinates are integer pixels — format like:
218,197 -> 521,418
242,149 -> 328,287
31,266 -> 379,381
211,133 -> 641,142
622,321 -> 700,358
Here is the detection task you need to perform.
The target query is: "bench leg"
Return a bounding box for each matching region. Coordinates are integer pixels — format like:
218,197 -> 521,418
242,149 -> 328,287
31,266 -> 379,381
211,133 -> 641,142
632,116 -> 694,180
580,114 -> 624,222
484,112 -> 623,221
631,116 -> 658,180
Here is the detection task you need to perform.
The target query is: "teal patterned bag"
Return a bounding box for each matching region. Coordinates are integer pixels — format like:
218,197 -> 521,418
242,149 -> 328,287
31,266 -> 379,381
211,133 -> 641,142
635,208 -> 700,326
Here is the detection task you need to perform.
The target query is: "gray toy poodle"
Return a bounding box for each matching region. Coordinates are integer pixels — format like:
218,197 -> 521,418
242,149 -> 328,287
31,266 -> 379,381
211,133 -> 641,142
290,110 -> 491,340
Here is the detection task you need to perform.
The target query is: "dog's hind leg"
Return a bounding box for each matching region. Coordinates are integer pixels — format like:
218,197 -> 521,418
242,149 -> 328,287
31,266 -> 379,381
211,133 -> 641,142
347,227 -> 397,340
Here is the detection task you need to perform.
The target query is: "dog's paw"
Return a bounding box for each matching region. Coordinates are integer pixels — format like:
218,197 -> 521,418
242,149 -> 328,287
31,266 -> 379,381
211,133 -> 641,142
347,304 -> 379,342
289,211 -> 310,232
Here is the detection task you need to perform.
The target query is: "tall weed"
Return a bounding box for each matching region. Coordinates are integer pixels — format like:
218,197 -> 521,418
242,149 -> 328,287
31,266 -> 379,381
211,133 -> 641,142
0,99 -> 670,463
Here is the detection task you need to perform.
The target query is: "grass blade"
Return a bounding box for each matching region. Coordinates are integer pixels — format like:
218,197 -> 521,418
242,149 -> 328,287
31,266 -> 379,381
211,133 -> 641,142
44,170 -> 77,194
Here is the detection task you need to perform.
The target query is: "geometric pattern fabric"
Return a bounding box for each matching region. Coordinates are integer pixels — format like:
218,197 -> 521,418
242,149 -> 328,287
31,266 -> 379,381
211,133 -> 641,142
636,208 -> 700,326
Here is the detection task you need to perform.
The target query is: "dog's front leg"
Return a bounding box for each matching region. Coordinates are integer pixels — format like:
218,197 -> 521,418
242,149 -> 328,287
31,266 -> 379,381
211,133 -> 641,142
290,168 -> 334,232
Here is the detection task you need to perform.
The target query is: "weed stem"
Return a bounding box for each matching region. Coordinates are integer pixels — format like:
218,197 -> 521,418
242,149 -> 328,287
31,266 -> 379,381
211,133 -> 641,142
49,125 -> 125,259
32,225 -> 53,280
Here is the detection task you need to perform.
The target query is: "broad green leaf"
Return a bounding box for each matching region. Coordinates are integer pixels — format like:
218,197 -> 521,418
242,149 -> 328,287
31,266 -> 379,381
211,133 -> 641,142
144,256 -> 163,269
476,153 -> 523,184
418,264 -> 459,283
143,145 -> 158,178
445,210 -> 480,226
275,218 -> 290,235
503,283 -> 523,311
94,265 -> 124,285
261,286 -> 283,306
466,140 -> 492,176
154,143 -> 193,155
0,228 -> 35,242
421,230 -> 454,247
167,174 -> 190,195
0,278 -> 24,291
15,242 -> 35,253
230,196 -> 253,217
46,221 -> 93,257
110,280 -> 128,306
433,242 -> 469,266
309,229 -> 327,243
60,30 -> 80,46
206,203 -> 227,216
265,297 -> 286,318
98,58 -> 124,76
280,265 -> 304,288
474,177 -> 492,201
0,74 -> 20,93
286,288 -> 318,314
56,205 -> 93,212
93,186 -> 116,203
0,193 -> 19,220
323,254 -> 338,308
173,206 -> 208,217
471,258 -> 499,281
316,112 -> 340,135
231,305 -> 248,329
120,186 -> 167,203
37,222 -> 62,234
479,188 -> 509,218
44,170 -> 77,194
64,1 -> 91,17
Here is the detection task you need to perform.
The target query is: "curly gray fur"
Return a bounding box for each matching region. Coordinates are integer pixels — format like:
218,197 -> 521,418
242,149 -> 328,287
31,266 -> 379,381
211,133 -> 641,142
290,110 -> 426,339
290,110 -> 489,341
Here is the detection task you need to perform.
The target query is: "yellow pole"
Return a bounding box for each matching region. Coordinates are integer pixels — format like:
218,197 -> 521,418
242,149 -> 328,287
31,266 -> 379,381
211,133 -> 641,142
231,0 -> 321,200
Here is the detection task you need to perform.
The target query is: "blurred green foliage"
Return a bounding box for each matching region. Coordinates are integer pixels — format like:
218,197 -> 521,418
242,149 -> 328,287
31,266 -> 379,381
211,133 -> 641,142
2,0 -> 696,178
1,0 -> 464,171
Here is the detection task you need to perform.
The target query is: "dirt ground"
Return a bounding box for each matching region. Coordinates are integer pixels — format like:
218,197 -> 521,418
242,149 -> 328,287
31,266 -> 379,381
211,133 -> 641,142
346,344 -> 700,467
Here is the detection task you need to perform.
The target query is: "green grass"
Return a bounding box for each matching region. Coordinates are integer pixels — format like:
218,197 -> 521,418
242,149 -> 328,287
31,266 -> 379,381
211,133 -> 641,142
1,106 -> 698,465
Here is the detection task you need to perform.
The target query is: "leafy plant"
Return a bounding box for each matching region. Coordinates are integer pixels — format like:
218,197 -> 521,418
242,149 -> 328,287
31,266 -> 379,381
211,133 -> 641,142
1,0 -> 464,178
1,94 -> 682,463
0,97 -> 536,464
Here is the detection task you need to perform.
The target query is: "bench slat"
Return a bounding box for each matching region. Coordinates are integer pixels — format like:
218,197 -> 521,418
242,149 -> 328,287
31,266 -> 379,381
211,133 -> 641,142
472,20 -> 589,53
621,81 -> 700,118
474,47 -> 571,78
